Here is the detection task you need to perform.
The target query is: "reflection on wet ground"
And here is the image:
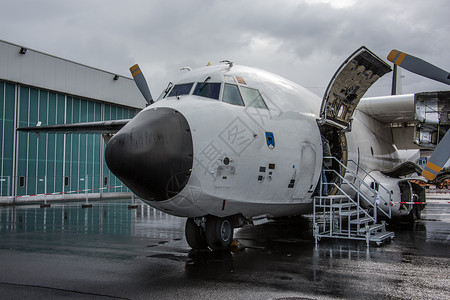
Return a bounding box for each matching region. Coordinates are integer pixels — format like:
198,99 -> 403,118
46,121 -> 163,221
0,199 -> 449,299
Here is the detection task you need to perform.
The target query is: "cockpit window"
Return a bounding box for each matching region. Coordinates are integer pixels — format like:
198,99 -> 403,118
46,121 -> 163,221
193,82 -> 221,100
223,84 -> 244,106
167,83 -> 194,97
240,86 -> 268,109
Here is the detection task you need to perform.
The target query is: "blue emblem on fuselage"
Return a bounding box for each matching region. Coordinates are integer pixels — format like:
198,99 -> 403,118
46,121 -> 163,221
265,132 -> 275,149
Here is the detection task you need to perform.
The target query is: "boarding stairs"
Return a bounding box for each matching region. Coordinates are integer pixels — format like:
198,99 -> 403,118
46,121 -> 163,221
313,157 -> 394,246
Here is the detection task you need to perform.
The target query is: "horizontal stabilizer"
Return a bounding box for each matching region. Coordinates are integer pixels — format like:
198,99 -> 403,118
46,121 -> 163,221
17,119 -> 130,134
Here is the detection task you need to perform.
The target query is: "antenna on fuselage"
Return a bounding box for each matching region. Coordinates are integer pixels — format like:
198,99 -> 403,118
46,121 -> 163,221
220,60 -> 234,68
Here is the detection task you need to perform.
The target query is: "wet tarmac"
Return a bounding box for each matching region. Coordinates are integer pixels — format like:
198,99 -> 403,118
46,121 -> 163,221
0,199 -> 448,300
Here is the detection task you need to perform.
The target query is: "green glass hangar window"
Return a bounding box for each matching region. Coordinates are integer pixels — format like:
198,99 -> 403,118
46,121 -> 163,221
240,86 -> 268,109
167,83 -> 194,97
223,84 -> 244,106
193,82 -> 221,100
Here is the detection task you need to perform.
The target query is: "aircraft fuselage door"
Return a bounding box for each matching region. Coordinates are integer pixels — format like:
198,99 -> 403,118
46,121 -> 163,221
292,144 -> 317,200
320,46 -> 391,129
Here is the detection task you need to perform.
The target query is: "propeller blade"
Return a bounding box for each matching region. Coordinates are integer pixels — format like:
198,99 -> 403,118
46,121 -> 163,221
422,130 -> 450,181
387,50 -> 450,85
129,64 -> 154,105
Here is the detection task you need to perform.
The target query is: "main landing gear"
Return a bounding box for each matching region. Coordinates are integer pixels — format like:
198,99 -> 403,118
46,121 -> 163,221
185,216 -> 234,251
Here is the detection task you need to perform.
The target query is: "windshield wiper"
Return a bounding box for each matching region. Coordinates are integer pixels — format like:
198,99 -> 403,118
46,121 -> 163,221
197,76 -> 211,94
163,82 -> 173,98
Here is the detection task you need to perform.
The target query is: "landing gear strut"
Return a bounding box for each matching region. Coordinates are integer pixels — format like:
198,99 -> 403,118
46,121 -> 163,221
185,216 -> 234,251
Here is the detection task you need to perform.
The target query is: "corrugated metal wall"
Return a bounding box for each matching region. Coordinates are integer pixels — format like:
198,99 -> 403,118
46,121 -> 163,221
0,79 -> 138,198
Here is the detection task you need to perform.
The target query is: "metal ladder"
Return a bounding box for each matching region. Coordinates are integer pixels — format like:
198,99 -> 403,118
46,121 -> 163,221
313,157 -> 395,246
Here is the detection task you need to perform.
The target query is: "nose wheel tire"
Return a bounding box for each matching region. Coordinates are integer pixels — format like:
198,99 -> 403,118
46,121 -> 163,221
185,218 -> 208,250
205,216 -> 234,251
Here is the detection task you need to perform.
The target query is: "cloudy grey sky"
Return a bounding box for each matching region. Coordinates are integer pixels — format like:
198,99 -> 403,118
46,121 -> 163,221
0,0 -> 449,98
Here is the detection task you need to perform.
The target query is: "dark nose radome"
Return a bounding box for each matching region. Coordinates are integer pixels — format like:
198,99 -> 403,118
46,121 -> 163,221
105,108 -> 193,201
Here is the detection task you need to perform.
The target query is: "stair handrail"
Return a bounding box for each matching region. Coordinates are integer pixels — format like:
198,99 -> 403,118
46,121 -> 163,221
324,156 -> 391,219
325,170 -> 377,222
314,181 -> 377,241
332,157 -> 391,219
328,168 -> 378,214
330,182 -> 376,221
343,159 -> 393,209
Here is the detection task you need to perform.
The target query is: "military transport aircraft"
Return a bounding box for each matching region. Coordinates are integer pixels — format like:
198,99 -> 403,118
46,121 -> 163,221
19,47 -> 450,251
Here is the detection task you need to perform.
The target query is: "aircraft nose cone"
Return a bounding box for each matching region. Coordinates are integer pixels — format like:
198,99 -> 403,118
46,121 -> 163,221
105,107 -> 193,201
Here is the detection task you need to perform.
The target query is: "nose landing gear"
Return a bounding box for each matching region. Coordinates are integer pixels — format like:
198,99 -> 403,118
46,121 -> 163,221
185,216 -> 234,251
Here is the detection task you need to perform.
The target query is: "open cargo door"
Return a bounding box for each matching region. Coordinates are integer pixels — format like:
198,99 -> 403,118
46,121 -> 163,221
320,46 -> 392,130
319,47 -> 392,195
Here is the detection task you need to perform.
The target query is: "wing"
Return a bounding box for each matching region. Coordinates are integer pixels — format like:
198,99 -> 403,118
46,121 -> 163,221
17,119 -> 130,134
359,48 -> 449,152
358,90 -> 449,151
18,63 -> 153,135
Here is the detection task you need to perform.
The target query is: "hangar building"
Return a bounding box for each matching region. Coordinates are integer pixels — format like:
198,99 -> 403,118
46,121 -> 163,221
0,40 -> 146,203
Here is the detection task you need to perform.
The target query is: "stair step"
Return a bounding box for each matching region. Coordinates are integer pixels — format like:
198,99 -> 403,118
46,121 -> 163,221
359,223 -> 385,234
331,202 -> 355,208
369,231 -> 395,243
312,156 -> 394,248
340,209 -> 365,216
350,217 -> 373,224
326,195 -> 349,199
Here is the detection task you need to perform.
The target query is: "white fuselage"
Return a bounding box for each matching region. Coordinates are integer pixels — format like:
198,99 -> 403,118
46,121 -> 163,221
137,65 -> 403,219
